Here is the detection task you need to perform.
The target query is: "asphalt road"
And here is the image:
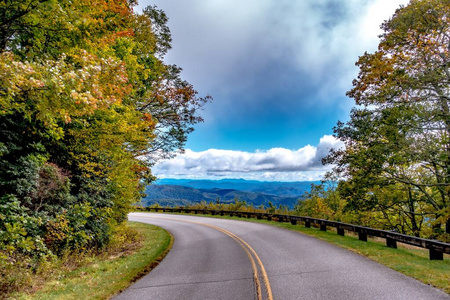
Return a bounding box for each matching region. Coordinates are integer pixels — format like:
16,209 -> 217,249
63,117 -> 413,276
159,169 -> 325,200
114,213 -> 449,300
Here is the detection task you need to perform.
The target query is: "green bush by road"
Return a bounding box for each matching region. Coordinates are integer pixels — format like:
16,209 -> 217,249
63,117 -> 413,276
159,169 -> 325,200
8,222 -> 172,300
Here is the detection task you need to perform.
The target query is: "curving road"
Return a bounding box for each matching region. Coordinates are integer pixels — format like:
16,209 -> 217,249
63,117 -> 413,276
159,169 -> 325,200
114,213 -> 449,300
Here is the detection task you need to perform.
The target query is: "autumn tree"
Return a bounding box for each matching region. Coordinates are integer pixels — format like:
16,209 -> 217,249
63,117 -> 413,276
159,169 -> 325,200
0,0 -> 209,263
325,0 -> 450,239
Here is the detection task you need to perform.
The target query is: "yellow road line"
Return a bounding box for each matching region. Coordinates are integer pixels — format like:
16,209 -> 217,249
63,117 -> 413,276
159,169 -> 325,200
229,230 -> 273,300
212,225 -> 262,300
139,215 -> 273,300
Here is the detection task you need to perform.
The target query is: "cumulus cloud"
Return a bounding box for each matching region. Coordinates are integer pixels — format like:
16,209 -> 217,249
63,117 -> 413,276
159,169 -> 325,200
152,135 -> 344,181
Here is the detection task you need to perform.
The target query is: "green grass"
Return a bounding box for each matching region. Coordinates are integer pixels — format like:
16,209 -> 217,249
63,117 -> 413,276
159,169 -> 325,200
14,212 -> 445,298
155,211 -> 450,294
11,222 -> 173,300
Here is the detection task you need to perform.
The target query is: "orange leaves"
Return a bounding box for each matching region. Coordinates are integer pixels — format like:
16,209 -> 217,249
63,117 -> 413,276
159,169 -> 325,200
349,50 -> 401,106
116,29 -> 135,37
349,0 -> 450,108
92,0 -> 132,17
131,163 -> 149,175
142,112 -> 152,121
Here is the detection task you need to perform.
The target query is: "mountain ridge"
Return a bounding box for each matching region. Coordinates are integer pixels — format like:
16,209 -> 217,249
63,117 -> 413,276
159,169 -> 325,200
141,179 -> 318,208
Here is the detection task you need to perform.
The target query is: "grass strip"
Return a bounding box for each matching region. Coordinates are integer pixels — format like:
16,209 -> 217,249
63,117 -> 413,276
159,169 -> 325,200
12,221 -> 173,300
154,211 -> 449,294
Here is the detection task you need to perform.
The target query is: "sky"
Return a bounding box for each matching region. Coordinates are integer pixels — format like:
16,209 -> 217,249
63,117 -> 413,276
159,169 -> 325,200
138,0 -> 409,181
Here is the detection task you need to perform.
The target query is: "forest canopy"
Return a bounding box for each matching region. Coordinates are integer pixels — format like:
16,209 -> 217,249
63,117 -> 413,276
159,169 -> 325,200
0,0 -> 209,260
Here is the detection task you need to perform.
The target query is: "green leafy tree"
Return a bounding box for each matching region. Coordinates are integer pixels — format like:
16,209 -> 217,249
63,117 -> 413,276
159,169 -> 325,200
0,0 -> 210,262
326,0 -> 450,239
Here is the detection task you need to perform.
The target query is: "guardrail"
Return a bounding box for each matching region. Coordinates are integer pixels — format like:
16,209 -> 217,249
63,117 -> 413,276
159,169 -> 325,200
142,207 -> 450,260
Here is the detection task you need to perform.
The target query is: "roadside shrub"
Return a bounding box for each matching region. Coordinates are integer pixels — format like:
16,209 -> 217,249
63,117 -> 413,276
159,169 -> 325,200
0,195 -> 48,257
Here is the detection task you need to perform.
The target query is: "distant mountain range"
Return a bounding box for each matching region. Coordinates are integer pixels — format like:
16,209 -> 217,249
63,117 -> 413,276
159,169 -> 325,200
140,179 -> 319,208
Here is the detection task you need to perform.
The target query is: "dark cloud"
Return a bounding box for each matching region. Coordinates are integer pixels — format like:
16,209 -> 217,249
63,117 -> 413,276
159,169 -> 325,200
138,0 -> 407,130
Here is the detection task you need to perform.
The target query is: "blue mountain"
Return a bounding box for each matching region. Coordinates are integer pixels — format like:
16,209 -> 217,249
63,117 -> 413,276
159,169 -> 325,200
140,179 -> 319,208
154,178 -> 319,197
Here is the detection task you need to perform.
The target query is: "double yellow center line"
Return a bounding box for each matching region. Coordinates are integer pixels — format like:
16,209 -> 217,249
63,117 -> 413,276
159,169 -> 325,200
146,215 -> 273,300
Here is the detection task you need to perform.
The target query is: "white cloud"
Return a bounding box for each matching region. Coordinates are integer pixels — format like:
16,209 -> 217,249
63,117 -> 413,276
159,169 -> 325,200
152,135 -> 344,181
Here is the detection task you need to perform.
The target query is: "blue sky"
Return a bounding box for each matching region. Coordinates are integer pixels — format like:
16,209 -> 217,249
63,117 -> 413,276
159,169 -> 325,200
138,0 -> 409,181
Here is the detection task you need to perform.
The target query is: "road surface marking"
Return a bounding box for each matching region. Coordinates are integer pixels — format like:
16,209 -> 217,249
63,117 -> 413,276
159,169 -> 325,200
138,214 -> 273,300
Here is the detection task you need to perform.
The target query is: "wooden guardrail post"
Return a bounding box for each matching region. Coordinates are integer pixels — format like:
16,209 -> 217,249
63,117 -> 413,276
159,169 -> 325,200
386,237 -> 397,249
320,221 -> 327,231
305,219 -> 311,228
429,248 -> 443,260
337,225 -> 345,236
290,218 -> 297,225
358,229 -> 368,242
